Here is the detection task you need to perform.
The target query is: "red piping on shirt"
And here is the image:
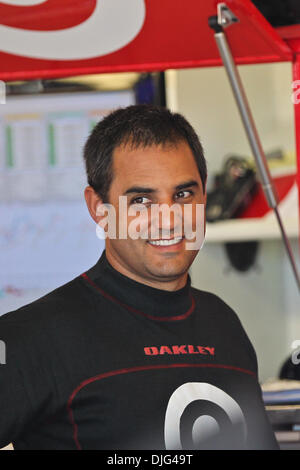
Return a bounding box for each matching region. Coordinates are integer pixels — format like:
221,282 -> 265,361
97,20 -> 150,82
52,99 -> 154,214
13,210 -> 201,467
67,362 -> 256,450
80,272 -> 195,321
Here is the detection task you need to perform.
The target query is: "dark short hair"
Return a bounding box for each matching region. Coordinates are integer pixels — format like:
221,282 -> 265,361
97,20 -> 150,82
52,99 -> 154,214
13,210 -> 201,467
83,104 -> 207,203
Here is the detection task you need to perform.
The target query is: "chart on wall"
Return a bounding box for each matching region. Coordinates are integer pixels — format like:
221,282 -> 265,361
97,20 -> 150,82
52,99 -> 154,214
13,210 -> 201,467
0,89 -> 135,315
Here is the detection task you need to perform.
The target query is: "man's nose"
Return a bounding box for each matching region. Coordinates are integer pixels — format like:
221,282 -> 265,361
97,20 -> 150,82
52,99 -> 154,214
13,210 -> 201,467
150,200 -> 183,238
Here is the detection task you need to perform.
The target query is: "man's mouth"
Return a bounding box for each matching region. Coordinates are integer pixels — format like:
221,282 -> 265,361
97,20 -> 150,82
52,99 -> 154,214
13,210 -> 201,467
147,236 -> 184,246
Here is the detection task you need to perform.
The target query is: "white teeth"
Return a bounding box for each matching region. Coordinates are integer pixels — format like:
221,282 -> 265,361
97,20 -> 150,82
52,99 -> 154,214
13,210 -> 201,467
148,237 -> 182,246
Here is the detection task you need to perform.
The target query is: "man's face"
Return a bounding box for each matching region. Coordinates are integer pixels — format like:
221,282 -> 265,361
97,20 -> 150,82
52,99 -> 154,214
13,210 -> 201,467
95,140 -> 206,288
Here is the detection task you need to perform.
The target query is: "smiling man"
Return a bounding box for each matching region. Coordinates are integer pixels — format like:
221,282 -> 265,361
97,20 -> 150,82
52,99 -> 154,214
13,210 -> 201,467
85,140 -> 206,291
0,105 -> 278,450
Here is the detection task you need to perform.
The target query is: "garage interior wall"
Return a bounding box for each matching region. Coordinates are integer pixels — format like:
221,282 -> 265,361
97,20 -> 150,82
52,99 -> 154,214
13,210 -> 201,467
165,63 -> 300,383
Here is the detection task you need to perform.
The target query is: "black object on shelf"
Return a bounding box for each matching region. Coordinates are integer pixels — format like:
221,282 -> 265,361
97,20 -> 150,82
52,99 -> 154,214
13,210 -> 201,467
224,241 -> 259,273
206,155 -> 258,223
206,155 -> 260,273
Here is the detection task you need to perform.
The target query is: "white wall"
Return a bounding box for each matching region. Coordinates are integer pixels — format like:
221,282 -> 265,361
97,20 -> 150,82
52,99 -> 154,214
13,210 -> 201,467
166,62 -> 300,383
168,63 -> 295,180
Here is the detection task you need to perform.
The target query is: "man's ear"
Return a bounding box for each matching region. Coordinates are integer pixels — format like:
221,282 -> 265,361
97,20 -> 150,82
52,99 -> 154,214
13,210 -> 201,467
84,186 -> 105,224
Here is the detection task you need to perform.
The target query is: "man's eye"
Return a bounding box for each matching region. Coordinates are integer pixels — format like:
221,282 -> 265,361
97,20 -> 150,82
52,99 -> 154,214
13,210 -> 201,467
130,196 -> 151,205
175,190 -> 193,199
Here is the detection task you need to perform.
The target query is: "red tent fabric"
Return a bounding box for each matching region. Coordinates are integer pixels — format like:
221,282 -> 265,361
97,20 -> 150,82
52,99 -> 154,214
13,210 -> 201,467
0,0 -> 292,81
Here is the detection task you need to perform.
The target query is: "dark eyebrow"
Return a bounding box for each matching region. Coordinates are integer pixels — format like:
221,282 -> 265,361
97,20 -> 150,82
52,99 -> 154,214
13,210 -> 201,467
123,180 -> 199,196
175,180 -> 199,191
123,186 -> 156,196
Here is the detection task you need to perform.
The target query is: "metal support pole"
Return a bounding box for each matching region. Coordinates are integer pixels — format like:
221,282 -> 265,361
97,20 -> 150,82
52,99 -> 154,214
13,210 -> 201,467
208,4 -> 300,291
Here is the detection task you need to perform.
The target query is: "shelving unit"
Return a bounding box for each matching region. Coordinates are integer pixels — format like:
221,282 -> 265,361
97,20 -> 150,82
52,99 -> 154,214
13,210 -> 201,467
206,216 -> 299,243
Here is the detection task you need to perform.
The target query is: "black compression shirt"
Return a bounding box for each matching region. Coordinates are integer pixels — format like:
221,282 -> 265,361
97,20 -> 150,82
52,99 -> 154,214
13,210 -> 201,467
0,250 -> 278,450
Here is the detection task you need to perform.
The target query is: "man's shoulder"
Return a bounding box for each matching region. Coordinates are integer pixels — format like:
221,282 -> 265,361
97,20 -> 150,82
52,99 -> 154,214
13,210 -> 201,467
190,285 -> 238,318
190,285 -> 253,342
0,274 -> 89,327
191,285 -> 258,372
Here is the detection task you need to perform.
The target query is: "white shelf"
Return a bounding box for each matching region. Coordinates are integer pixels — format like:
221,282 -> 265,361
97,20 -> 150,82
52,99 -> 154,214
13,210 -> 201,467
205,178 -> 299,243
205,216 -> 299,243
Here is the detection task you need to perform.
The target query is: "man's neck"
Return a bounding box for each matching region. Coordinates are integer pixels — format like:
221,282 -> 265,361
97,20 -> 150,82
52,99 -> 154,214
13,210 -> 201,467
105,250 -> 188,292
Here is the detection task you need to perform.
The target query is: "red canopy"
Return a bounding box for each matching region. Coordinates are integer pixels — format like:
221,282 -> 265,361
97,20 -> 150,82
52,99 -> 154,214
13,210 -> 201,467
0,0 -> 292,81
